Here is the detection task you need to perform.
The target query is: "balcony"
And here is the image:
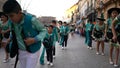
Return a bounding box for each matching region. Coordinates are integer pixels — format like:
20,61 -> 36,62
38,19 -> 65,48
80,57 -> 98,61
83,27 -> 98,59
85,4 -> 95,16
96,0 -> 111,9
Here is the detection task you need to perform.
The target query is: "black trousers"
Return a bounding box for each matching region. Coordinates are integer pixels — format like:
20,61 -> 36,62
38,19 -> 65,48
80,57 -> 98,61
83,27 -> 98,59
46,46 -> 53,63
88,31 -> 92,47
62,35 -> 68,47
53,46 -> 55,56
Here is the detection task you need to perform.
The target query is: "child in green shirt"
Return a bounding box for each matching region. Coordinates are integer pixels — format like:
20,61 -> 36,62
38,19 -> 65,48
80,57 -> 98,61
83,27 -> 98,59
112,12 -> 120,67
51,20 -> 58,58
106,8 -> 120,67
3,0 -> 46,68
43,25 -> 54,66
92,17 -> 105,55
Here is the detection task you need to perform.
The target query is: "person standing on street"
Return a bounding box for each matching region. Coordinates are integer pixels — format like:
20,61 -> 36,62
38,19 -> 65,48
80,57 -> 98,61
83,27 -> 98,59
59,22 -> 70,49
85,20 -> 94,50
112,13 -> 120,67
92,17 -> 106,55
43,25 -> 54,66
51,20 -> 58,58
105,8 -> 120,67
3,0 -> 46,68
0,12 -> 10,63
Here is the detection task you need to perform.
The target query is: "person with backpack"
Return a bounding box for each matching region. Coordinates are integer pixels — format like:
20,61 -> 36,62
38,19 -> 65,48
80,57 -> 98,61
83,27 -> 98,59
112,13 -> 120,67
3,0 -> 47,68
105,8 -> 120,67
43,25 -> 54,66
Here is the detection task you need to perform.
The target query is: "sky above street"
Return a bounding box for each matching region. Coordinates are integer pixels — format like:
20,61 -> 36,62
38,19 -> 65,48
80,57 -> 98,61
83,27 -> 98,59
17,0 -> 78,20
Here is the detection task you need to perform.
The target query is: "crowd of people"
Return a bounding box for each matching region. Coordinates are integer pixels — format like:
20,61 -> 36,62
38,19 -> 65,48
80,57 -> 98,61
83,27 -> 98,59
0,0 -> 120,68
0,0 -> 75,68
84,8 -> 120,67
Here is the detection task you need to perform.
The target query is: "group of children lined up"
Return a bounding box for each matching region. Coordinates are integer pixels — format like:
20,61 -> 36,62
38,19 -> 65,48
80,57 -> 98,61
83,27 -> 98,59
0,1 -> 72,68
85,8 -> 120,67
39,20 -> 71,66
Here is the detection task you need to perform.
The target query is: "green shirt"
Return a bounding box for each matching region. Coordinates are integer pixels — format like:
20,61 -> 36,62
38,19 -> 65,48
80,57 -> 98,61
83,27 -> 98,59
114,14 -> 120,35
52,26 -> 59,42
85,23 -> 94,31
44,32 -> 54,46
10,15 -> 47,50
0,21 -> 2,28
1,21 -> 10,31
107,18 -> 112,29
60,25 -> 70,35
94,23 -> 105,31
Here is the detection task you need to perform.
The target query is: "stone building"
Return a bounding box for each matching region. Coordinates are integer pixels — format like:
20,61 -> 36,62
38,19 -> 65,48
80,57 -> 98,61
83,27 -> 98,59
38,16 -> 56,25
0,0 -> 7,12
96,0 -> 120,19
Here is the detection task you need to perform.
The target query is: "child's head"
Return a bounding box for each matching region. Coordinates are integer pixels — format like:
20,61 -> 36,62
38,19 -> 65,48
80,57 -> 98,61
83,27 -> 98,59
108,8 -> 120,18
47,25 -> 53,34
51,20 -> 57,26
58,21 -> 62,25
97,18 -> 105,25
58,20 -> 62,27
111,10 -> 119,18
63,22 -> 67,26
0,13 -> 8,23
3,0 -> 23,23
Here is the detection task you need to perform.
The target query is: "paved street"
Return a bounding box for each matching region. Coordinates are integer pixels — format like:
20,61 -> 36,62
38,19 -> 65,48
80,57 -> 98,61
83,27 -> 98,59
0,34 -> 119,68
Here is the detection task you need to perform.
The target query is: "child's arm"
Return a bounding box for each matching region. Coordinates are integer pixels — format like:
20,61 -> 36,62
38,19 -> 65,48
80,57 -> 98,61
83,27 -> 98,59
104,24 -> 107,37
112,19 -> 118,42
24,17 -> 47,46
92,24 -> 96,35
51,34 -> 55,47
2,29 -> 10,34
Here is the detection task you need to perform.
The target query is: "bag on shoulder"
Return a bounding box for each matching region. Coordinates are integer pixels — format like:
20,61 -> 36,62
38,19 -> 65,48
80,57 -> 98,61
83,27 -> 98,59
10,29 -> 19,58
43,38 -> 51,49
7,22 -> 19,58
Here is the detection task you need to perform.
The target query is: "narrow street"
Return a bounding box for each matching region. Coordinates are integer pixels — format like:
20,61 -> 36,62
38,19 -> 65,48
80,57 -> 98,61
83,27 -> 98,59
0,34 -> 118,68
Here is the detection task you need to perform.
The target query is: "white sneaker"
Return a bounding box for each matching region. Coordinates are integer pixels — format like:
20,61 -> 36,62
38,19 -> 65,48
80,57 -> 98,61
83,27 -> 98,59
114,64 -> 118,67
96,52 -> 100,55
62,47 -> 64,50
50,63 -> 53,66
109,59 -> 114,65
109,61 -> 114,65
87,46 -> 90,49
89,47 -> 93,50
3,59 -> 9,63
101,53 -> 105,56
47,61 -> 50,65
53,55 -> 56,59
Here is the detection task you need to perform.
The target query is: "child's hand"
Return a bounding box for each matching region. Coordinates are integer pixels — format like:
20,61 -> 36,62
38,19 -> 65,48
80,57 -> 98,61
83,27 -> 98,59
112,35 -> 117,42
24,38 -> 35,46
104,33 -> 106,38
